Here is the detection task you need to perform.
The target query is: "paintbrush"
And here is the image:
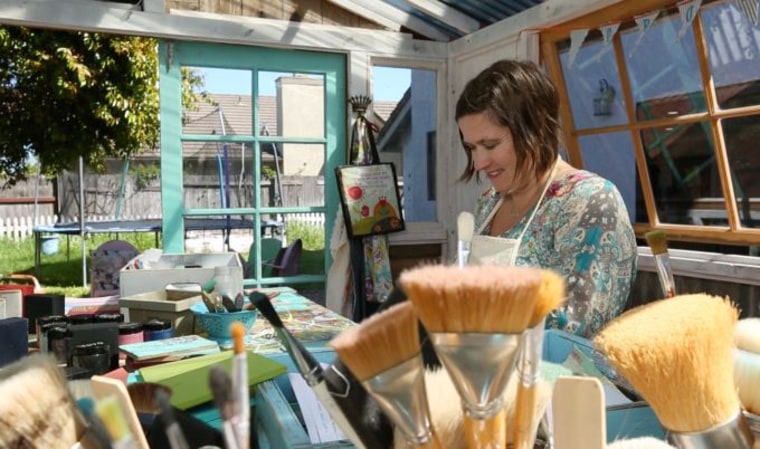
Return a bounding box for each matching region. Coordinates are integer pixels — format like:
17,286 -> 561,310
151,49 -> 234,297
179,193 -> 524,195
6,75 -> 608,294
400,264 -> 543,449
0,353 -> 87,448
330,301 -> 441,449
251,291 -> 369,449
594,294 -> 753,449
95,395 -> 140,449
208,365 -> 241,449
457,212 -> 475,268
734,317 -> 760,443
644,230 -> 676,298
77,397 -> 116,449
230,321 -> 250,449
513,269 -> 566,449
154,387 -> 191,449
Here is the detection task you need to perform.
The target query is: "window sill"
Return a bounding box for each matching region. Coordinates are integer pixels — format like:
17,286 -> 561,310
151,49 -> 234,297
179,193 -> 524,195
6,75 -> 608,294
637,247 -> 760,287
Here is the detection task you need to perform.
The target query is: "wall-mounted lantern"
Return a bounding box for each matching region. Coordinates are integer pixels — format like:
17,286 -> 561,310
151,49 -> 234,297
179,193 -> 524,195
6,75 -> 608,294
593,79 -> 616,116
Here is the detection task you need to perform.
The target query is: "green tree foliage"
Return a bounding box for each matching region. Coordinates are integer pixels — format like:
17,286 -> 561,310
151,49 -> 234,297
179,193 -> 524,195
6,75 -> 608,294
0,26 -> 206,185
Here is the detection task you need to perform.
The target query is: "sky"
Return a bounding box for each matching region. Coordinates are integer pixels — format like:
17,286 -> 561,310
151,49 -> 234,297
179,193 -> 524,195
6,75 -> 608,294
197,66 -> 411,102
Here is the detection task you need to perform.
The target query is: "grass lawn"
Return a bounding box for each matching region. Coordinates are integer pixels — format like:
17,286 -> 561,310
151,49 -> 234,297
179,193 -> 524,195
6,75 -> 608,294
0,227 -> 326,297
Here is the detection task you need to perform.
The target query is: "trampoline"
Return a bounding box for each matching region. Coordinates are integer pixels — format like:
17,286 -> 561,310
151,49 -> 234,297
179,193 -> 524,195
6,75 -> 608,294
33,217 -> 282,278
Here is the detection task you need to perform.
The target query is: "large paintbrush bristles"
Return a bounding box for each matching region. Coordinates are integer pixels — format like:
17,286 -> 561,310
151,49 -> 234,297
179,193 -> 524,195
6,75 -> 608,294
0,354 -> 84,447
530,269 -> 567,327
330,301 -> 420,381
399,265 -> 542,334
594,294 -> 739,433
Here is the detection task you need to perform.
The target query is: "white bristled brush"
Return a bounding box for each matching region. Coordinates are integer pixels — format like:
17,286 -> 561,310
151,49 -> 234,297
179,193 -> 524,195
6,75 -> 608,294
457,212 -> 475,268
734,316 -> 760,441
606,437 -> 675,449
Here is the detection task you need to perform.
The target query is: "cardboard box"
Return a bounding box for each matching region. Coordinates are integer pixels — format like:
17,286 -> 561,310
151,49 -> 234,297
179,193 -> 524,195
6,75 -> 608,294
119,290 -> 203,336
119,250 -> 243,297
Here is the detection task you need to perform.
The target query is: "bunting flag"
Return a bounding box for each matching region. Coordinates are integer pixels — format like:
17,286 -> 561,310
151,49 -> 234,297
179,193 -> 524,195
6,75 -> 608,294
735,0 -> 760,26
678,0 -> 703,37
594,22 -> 620,61
568,28 -> 590,68
629,10 -> 661,58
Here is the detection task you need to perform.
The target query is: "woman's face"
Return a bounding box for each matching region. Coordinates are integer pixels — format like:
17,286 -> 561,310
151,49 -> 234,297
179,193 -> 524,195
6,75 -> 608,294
458,112 -> 520,195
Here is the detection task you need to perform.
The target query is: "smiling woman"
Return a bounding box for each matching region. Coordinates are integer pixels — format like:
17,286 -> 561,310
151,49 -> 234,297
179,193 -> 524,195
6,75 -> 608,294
455,59 -> 637,338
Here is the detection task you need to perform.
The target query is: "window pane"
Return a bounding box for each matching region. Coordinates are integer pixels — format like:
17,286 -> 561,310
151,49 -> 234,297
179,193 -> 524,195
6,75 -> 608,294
701,2 -> 760,110
372,66 -> 437,222
641,121 -> 725,225
257,71 -> 325,138
183,214 -> 255,254
558,32 -> 628,130
723,115 -> 760,228
620,9 -> 706,121
578,132 -> 639,223
182,67 -> 253,136
182,140 -> 258,209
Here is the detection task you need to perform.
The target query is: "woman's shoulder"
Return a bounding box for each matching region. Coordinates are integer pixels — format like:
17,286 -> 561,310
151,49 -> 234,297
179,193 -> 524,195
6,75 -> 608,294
548,168 -> 619,200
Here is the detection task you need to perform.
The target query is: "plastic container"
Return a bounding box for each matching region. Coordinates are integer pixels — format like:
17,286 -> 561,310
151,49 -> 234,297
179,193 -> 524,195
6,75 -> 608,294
36,315 -> 68,347
72,342 -> 111,376
213,266 -> 235,298
47,326 -> 72,366
143,319 -> 173,341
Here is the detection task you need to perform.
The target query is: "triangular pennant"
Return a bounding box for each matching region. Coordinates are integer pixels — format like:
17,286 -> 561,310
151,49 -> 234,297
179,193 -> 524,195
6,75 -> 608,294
629,10 -> 661,58
594,23 -> 620,62
734,0 -> 760,27
568,28 -> 590,68
678,0 -> 703,38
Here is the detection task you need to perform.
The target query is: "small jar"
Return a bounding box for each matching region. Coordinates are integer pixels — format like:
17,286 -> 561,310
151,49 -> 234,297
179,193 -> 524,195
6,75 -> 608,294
68,314 -> 96,326
119,322 -> 144,346
95,313 -> 124,323
143,319 -> 173,341
47,326 -> 72,366
36,315 -> 68,348
39,321 -> 68,354
72,342 -> 111,376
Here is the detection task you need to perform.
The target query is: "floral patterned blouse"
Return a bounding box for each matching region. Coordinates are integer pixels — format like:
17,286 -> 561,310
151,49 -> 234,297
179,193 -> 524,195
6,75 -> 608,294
473,169 -> 637,337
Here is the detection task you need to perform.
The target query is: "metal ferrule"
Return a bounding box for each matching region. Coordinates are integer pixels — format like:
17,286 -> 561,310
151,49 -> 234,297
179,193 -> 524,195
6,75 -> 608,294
429,331 -> 523,419
362,355 -> 434,447
517,324 -> 545,386
276,328 -> 322,385
457,241 -> 471,268
668,410 -> 754,449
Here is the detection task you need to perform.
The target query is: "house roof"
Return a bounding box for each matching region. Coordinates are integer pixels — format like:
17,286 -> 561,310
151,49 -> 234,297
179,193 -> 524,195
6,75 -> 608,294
328,0 -> 544,42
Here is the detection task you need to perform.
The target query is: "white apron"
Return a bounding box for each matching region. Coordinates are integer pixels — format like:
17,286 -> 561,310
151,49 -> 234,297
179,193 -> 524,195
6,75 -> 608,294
469,160 -> 558,266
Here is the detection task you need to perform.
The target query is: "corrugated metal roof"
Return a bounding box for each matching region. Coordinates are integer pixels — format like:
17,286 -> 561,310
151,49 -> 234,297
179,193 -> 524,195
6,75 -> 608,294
379,0 -> 545,41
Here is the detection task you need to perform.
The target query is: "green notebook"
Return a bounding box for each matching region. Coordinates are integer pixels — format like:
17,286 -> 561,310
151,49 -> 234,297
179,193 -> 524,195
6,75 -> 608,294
139,350 -> 287,409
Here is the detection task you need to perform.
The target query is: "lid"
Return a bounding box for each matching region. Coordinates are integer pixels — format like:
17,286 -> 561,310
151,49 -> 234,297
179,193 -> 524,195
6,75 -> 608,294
68,314 -> 96,325
143,319 -> 171,331
47,326 -> 72,338
38,315 -> 68,325
95,313 -> 125,323
73,341 -> 108,356
41,321 -> 69,332
119,322 -> 144,334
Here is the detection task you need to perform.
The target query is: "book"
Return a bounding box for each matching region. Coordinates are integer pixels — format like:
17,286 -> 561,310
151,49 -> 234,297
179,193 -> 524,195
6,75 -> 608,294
120,334 -> 220,361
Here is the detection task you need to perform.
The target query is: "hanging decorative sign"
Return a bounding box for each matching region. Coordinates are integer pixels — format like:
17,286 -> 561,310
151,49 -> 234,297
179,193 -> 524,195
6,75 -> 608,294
594,22 -> 620,61
734,0 -> 760,27
568,28 -> 590,68
678,0 -> 703,37
629,10 -> 662,58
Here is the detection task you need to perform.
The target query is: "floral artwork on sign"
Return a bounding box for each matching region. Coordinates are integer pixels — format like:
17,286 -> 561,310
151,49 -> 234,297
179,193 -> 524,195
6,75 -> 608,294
335,163 -> 405,238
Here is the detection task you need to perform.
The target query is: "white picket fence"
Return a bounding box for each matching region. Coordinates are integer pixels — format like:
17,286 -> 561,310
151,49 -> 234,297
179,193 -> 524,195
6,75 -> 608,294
0,212 -> 326,240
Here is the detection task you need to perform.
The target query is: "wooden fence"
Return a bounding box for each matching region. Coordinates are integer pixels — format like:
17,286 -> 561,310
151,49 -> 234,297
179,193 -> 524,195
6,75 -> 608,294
0,212 -> 326,241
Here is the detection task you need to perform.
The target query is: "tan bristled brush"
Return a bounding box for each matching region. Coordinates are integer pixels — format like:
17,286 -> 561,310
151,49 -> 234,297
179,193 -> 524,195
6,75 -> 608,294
513,269 -> 566,449
330,301 -> 441,449
400,264 -> 543,449
594,294 -> 753,449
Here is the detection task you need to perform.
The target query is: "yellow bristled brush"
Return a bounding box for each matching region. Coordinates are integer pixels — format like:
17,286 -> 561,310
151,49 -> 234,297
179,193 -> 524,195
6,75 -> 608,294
330,301 -> 441,449
400,264 -> 543,449
0,354 -> 87,448
734,317 -> 760,444
644,230 -> 676,298
594,294 -> 753,449
513,269 -> 566,449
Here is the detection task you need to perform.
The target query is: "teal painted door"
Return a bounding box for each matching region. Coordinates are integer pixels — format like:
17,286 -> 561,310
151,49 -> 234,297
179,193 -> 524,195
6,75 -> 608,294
158,41 -> 346,288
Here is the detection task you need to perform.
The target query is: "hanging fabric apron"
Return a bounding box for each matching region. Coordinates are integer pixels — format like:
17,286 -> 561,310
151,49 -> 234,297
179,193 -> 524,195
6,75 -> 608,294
469,160 -> 559,266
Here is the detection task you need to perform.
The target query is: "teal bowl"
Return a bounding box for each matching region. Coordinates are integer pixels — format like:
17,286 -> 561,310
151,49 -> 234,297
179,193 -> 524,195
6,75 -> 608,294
190,303 -> 257,346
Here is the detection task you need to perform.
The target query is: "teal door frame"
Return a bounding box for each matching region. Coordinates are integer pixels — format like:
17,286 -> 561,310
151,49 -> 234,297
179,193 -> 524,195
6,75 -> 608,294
158,40 -> 346,286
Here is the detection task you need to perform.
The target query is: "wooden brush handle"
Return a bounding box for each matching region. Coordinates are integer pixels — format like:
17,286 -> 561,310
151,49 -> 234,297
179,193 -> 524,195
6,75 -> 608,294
513,383 -> 539,449
464,409 -> 507,449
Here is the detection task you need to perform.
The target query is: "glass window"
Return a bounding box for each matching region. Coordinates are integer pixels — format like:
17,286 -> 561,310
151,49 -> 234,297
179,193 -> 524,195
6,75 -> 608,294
372,65 -> 437,222
723,115 -> 760,229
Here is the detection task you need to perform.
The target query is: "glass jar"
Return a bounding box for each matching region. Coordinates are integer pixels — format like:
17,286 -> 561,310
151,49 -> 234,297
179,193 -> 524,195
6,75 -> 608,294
143,319 -> 173,341
36,315 -> 68,349
71,341 -> 111,376
47,325 -> 72,366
